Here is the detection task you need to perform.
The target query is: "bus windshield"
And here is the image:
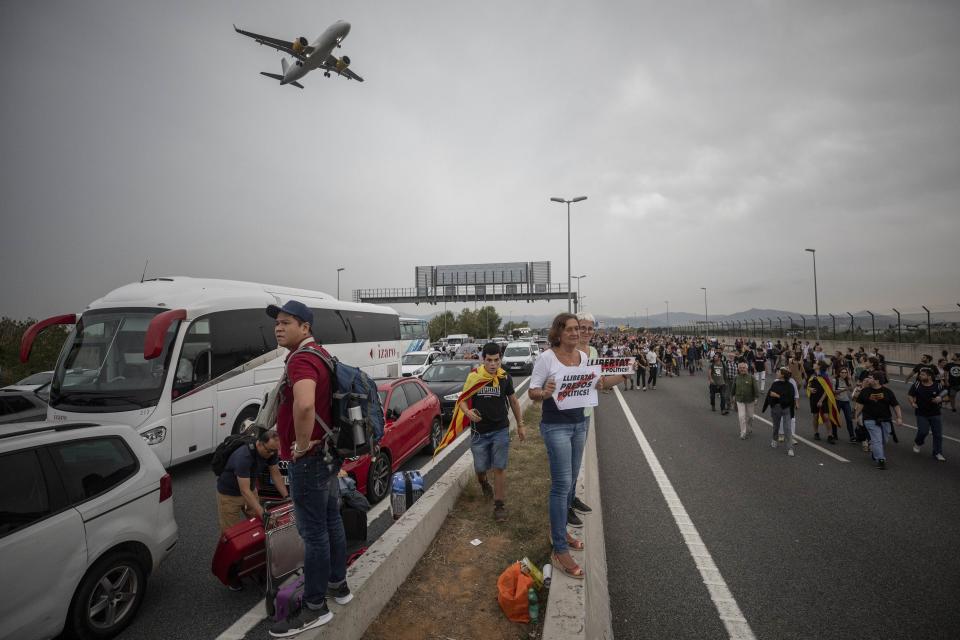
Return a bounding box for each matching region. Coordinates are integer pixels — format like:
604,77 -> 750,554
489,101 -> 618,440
50,309 -> 180,413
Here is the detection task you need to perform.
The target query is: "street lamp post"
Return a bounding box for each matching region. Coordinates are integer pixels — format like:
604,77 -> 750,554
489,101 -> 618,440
700,287 -> 708,328
336,267 -> 345,300
665,300 -> 670,330
572,275 -> 587,314
550,196 -> 588,313
805,248 -> 820,342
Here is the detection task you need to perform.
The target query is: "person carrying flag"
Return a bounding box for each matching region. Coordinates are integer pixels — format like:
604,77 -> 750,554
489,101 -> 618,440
807,361 -> 841,443
457,343 -> 526,522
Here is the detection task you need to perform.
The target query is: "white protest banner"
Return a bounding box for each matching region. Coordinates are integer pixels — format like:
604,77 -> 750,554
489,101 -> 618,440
587,357 -> 636,376
553,365 -> 601,410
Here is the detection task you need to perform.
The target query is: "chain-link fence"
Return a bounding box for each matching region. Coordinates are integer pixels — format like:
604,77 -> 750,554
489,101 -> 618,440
663,305 -> 960,345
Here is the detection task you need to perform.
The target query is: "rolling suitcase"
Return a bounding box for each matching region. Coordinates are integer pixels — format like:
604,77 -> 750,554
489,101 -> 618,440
211,499 -> 293,586
264,501 -> 305,619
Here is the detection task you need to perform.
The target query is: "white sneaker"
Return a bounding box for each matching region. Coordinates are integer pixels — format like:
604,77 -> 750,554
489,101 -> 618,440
913,444 -> 921,454
936,454 -> 946,461
787,449 -> 795,457
770,440 -> 778,448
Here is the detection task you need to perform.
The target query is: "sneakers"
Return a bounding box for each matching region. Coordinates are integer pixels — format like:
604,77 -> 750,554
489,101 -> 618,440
479,480 -> 494,499
777,435 -> 785,443
227,581 -> 244,592
862,441 -> 870,453
876,459 -> 886,470
269,600 -> 333,637
642,386 -> 647,391
814,432 -> 821,441
912,444 -> 921,454
935,453 -> 947,462
326,581 -> 353,606
787,449 -> 795,457
740,433 -> 747,440
567,508 -> 583,528
827,435 -> 837,444
571,497 -> 592,514
770,440 -> 778,449
849,437 -> 858,444
494,501 -> 507,522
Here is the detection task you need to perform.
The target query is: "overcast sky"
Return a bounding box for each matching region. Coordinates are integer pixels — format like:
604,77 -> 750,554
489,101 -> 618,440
1,0 -> 957,322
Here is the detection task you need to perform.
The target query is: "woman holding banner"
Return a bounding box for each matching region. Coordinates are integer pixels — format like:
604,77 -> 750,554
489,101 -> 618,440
529,313 -> 624,579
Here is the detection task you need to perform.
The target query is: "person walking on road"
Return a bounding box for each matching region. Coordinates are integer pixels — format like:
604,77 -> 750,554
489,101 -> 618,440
644,347 -> 661,390
945,354 -> 960,413
807,362 -> 840,444
708,354 -> 727,413
854,372 -> 903,470
763,368 -> 797,456
461,343 -> 527,522
909,367 -> 947,461
722,351 -> 738,415
753,345 -> 767,391
732,362 -> 759,440
267,300 -> 355,636
834,367 -> 858,443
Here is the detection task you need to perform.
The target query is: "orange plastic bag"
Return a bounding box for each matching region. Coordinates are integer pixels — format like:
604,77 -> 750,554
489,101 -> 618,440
497,561 -> 534,623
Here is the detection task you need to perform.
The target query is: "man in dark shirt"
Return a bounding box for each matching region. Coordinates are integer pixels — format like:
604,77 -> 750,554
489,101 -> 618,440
461,343 -> 525,522
216,429 -> 285,534
909,367 -> 947,461
945,355 -> 960,413
854,372 -> 903,470
708,354 -> 727,413
905,354 -> 933,385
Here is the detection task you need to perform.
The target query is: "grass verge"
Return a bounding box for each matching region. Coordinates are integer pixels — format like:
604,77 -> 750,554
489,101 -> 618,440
363,402 -> 551,640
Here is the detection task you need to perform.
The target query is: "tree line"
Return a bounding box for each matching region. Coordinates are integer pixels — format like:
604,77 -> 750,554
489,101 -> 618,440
0,318 -> 70,385
425,306 -> 534,342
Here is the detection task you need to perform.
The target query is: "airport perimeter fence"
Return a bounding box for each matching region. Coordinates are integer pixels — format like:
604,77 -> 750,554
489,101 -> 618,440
658,305 -> 960,346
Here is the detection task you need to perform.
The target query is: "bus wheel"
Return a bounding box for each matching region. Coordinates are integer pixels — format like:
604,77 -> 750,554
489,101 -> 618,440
232,406 -> 260,434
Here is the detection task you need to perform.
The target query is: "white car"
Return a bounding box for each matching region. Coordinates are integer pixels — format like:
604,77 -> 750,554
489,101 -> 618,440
1,370 -> 54,393
0,422 -> 179,640
502,342 -> 538,375
401,350 -> 443,377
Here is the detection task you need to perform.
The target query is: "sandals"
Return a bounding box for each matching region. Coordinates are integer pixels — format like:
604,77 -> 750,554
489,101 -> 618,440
548,535 -> 585,551
551,552 -> 585,579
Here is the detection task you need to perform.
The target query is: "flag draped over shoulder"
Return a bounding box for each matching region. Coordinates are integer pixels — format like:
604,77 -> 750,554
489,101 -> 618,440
433,366 -> 506,457
807,375 -> 841,428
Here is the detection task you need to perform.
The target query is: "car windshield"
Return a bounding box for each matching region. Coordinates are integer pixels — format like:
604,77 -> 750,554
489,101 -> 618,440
402,354 -> 428,366
50,308 -> 180,413
504,347 -> 529,357
15,371 -> 53,386
421,364 -> 473,383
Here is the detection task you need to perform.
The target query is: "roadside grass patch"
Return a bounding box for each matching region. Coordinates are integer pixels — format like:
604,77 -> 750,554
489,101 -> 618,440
364,403 -> 551,640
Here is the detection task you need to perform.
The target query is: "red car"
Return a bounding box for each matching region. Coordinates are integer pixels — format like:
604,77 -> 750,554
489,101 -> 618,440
342,377 -> 442,503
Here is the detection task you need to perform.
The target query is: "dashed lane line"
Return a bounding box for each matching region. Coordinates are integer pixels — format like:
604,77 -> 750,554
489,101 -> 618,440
613,387 -> 757,640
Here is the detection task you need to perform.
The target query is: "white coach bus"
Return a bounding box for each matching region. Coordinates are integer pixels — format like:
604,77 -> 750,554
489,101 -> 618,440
19,277 -> 402,467
399,317 -> 430,354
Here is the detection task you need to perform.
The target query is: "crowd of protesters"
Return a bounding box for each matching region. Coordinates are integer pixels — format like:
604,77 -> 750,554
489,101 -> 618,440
582,328 -> 958,470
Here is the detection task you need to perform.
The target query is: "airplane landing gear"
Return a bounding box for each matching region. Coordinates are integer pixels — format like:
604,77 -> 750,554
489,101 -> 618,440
324,71 -> 331,77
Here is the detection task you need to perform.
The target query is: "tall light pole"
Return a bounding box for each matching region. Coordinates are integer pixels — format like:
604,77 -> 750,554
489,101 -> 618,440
804,249 -> 819,342
550,195 -> 588,312
665,300 -> 670,329
572,274 -> 587,313
336,267 -> 345,300
700,287 -> 708,327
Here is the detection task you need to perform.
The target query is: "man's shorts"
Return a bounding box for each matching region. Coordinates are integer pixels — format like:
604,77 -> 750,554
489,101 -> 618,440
470,427 -> 510,473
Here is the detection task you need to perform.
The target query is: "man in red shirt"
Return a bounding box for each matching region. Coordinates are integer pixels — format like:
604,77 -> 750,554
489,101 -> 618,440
267,300 -> 351,637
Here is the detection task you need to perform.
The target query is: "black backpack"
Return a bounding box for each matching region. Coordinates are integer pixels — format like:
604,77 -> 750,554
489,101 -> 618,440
211,430 -> 260,476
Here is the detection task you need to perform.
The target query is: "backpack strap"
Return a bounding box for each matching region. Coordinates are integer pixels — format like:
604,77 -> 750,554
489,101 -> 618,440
283,344 -> 339,445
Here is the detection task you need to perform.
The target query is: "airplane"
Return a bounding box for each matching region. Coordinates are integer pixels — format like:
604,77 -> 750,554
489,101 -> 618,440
234,20 -> 364,88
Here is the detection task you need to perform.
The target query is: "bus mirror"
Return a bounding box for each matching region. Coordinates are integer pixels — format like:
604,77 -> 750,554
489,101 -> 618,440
19,314 -> 76,363
144,309 -> 187,360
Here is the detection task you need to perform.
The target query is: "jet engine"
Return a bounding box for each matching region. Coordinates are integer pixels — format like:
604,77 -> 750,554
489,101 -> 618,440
291,36 -> 309,53
335,55 -> 351,72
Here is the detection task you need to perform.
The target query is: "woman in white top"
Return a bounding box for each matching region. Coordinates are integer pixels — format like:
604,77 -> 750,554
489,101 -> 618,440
529,313 -> 621,579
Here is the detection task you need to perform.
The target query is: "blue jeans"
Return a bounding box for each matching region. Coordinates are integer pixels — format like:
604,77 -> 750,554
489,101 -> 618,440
471,427 -> 510,472
864,420 -> 892,462
837,400 -> 855,439
289,455 -> 347,607
915,414 -> 943,456
540,420 -> 588,554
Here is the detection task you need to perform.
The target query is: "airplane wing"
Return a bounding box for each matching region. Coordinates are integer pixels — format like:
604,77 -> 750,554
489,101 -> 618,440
234,25 -> 311,61
321,55 -> 365,82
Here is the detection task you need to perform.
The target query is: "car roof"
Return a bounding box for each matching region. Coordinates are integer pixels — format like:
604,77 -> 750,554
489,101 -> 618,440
0,422 -> 139,451
426,359 -> 476,366
505,341 -> 534,348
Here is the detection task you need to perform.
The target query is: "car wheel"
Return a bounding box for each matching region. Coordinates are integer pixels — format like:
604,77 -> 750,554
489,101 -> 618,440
366,451 -> 392,503
66,551 -> 146,640
424,417 -> 443,454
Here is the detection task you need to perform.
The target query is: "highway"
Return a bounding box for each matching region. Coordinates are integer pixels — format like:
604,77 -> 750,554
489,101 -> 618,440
596,371 -> 960,639
117,375 -> 529,640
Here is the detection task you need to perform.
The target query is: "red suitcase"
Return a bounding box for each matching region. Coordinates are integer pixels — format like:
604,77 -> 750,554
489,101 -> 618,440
211,501 -> 296,586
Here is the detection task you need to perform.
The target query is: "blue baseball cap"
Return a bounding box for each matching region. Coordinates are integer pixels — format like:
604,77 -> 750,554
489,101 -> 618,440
266,300 -> 314,325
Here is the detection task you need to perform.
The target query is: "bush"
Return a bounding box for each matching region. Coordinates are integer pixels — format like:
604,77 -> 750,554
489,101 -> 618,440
0,317 -> 69,385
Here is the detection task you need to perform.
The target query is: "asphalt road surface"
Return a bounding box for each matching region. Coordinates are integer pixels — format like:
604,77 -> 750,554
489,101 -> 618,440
117,375 -> 528,640
597,370 -> 960,640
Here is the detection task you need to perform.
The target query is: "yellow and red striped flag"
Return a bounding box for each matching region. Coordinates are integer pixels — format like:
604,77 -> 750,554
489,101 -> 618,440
433,366 -> 506,457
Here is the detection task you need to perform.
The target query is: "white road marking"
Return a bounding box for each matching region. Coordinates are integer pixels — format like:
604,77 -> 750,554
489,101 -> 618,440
752,415 -> 850,462
899,421 -> 960,444
613,387 -> 756,640
215,377 -> 531,640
